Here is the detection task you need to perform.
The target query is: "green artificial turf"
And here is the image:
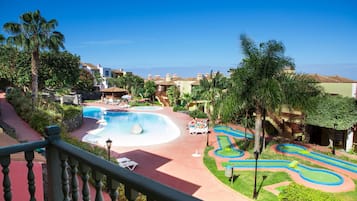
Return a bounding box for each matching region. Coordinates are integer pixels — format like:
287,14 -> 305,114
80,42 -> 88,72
215,135 -> 243,157
205,146 -> 292,201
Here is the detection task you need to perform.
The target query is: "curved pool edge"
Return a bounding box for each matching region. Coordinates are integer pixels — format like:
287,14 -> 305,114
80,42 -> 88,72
81,106 -> 181,147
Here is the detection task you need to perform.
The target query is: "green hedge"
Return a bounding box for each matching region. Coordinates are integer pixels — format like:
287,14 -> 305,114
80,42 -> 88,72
188,109 -> 208,118
278,183 -> 340,201
173,105 -> 186,112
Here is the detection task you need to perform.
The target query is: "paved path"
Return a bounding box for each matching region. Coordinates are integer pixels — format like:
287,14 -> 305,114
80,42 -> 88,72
0,93 -> 43,141
0,94 -> 110,201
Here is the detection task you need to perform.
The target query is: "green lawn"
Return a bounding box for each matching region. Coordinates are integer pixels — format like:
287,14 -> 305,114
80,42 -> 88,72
215,135 -> 244,157
204,142 -> 357,201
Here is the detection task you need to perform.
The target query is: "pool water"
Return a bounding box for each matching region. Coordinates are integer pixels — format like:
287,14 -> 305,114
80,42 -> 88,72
82,106 -> 180,146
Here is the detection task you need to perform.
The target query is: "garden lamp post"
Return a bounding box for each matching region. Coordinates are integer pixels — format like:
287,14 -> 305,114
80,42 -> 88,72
253,150 -> 259,199
106,138 -> 112,161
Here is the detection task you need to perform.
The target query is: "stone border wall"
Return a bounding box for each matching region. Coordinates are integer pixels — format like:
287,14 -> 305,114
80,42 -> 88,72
62,112 -> 83,132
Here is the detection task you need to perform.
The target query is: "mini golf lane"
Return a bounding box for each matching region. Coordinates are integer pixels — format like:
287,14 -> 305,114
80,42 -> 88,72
226,159 -> 344,186
214,135 -> 244,158
214,125 -> 254,139
276,143 -> 357,174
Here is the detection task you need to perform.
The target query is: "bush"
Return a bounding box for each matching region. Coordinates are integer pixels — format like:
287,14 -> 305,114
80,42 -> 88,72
278,183 -> 340,201
173,105 -> 186,112
188,110 -> 208,118
62,105 -> 82,120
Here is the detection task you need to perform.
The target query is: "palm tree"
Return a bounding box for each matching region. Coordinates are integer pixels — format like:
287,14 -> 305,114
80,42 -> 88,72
0,34 -> 5,44
3,10 -> 65,100
199,71 -> 228,146
231,34 -> 321,153
200,71 -> 227,119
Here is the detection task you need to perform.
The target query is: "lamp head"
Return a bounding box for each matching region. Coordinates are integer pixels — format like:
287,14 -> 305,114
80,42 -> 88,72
106,138 -> 112,149
254,150 -> 259,160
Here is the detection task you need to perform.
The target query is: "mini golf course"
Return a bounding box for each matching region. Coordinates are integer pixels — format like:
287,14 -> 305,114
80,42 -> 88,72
214,135 -> 244,158
277,143 -> 357,174
225,159 -> 344,186
214,125 -> 254,139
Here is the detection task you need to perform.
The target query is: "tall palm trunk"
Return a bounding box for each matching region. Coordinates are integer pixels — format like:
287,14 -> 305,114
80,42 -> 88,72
262,109 -> 266,151
31,50 -> 40,99
244,109 -> 248,140
254,109 -> 262,152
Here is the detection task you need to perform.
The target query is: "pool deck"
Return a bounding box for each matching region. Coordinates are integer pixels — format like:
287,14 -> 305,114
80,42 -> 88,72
0,96 -> 251,201
76,103 -> 252,200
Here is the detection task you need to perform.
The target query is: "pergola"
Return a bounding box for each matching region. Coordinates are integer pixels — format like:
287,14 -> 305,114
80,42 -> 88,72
100,87 -> 128,100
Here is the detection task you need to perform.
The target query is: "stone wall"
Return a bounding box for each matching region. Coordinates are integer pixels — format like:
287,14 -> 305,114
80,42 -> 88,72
62,112 -> 83,132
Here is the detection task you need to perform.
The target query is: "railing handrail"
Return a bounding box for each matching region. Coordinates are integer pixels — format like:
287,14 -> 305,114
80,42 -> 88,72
1,125 -> 202,201
0,140 -> 48,157
52,139 -> 201,201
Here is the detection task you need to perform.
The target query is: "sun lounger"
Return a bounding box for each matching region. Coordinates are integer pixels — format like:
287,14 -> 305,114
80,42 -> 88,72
188,119 -> 208,134
117,157 -> 131,163
116,157 -> 138,171
119,161 -> 138,171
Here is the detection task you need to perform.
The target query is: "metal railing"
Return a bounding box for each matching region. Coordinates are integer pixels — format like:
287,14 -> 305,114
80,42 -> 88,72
0,125 -> 202,201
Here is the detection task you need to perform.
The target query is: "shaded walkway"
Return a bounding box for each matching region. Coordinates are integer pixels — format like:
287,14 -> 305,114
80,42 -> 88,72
0,93 -> 110,201
0,93 -> 42,141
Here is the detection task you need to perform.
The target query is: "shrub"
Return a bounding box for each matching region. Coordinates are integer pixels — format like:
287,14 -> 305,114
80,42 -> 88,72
173,105 -> 186,112
278,182 -> 340,201
62,105 -> 82,120
188,110 -> 208,118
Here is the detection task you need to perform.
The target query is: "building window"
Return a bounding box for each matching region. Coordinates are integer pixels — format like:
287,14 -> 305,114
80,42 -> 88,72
105,70 -> 109,77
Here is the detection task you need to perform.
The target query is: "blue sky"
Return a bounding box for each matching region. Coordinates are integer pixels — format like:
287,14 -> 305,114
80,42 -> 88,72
1,0 -> 357,79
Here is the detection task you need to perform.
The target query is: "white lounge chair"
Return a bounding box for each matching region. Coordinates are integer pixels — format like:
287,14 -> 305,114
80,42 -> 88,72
117,157 -> 138,171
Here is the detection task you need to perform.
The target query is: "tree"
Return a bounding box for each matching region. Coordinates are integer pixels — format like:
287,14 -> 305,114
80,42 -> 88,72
143,80 -> 156,102
306,95 -> 357,153
167,85 -> 180,106
3,10 -> 65,99
0,45 -> 31,90
231,34 -> 321,152
108,73 -> 144,96
306,95 -> 357,130
74,69 -> 95,92
0,34 -> 4,44
199,71 -> 228,121
39,51 -> 80,90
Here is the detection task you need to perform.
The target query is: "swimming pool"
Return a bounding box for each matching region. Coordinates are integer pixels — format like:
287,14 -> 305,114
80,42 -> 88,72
82,106 -> 180,146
